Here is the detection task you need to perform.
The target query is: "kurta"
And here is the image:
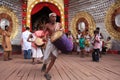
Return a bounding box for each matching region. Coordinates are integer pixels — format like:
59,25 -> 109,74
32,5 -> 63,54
2,31 -> 12,51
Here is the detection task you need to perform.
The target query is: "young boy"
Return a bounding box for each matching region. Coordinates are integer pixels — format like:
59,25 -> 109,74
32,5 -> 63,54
102,37 -> 112,54
92,30 -> 101,62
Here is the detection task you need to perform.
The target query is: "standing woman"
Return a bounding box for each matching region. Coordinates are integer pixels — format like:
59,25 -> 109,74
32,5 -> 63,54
84,30 -> 91,56
2,25 -> 12,61
76,30 -> 82,55
67,31 -> 74,43
67,31 -> 74,53
79,34 -> 85,57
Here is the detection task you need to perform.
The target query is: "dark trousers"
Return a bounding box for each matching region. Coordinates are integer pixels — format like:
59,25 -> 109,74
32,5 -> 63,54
92,49 -> 100,61
102,47 -> 107,54
24,49 -> 32,59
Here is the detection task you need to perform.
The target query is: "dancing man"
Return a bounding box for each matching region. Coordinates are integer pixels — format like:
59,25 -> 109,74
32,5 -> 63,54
41,12 -> 63,80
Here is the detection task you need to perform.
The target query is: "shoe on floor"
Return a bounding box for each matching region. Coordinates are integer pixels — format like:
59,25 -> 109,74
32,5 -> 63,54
44,73 -> 51,80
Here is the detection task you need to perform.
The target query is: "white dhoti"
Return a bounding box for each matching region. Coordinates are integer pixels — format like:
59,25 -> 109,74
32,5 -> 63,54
85,46 -> 91,52
43,39 -> 58,64
77,45 -> 81,52
32,47 -> 43,58
100,40 -> 103,51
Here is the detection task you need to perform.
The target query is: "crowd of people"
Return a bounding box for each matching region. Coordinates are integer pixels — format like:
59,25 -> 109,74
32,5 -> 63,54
1,12 -> 112,80
66,27 -> 112,62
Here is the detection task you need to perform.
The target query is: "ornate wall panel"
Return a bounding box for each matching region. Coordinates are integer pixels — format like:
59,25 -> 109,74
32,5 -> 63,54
71,11 -> 96,38
27,0 -> 65,30
0,6 -> 18,43
0,0 -> 22,45
105,1 -> 120,40
69,0 -> 120,50
68,0 -> 114,37
69,0 -> 114,24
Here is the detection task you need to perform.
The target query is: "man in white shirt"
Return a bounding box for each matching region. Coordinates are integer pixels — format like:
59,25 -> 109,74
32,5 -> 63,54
21,27 -> 32,59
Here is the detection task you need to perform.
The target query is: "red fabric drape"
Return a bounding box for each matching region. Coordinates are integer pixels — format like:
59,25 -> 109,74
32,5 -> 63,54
31,2 -> 60,16
30,2 -> 61,31
64,0 -> 69,32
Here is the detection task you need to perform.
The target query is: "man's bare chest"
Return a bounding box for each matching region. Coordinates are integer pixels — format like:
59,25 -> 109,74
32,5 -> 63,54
47,24 -> 56,32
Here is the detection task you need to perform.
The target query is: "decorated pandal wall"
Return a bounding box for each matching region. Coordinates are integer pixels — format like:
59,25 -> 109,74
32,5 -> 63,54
0,0 -> 22,53
0,0 -> 22,44
0,0 -> 66,53
0,0 -> 120,53
69,0 -> 120,52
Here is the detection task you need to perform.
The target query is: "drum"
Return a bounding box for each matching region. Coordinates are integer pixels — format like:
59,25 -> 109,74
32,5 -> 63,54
34,37 -> 45,47
51,31 -> 73,53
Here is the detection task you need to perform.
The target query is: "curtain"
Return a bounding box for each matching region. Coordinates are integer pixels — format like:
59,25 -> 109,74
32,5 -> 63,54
31,2 -> 60,16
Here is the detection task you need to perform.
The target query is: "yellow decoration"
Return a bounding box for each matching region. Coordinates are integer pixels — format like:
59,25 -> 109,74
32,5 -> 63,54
71,11 -> 96,38
105,1 -> 120,40
0,6 -> 18,43
27,0 -> 65,29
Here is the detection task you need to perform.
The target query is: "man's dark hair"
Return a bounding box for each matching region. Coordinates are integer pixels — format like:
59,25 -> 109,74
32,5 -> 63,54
96,27 -> 100,30
26,27 -> 30,30
78,30 -> 81,32
5,25 -> 8,30
86,29 -> 88,32
94,30 -> 99,34
108,36 -> 111,40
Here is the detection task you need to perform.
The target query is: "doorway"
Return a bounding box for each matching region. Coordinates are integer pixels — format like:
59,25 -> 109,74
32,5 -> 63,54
31,6 -> 60,30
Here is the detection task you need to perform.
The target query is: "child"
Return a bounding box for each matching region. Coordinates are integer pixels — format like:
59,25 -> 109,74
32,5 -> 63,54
27,28 -> 46,64
67,31 -> 74,54
92,30 -> 101,62
102,37 -> 112,54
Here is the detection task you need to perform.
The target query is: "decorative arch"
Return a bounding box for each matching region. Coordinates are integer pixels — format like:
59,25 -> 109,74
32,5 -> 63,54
31,2 -> 61,30
71,11 -> 96,38
0,6 -> 18,43
105,1 -> 120,40
27,0 -> 64,30
31,2 -> 60,16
